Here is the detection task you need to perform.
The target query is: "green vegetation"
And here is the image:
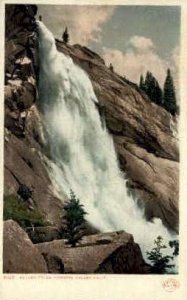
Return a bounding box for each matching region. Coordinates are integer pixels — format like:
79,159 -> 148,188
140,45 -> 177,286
169,240 -> 179,256
139,69 -> 178,116
17,184 -> 32,201
4,194 -> 48,229
62,27 -> 69,44
146,236 -> 178,274
63,190 -> 87,247
139,72 -> 163,106
163,69 -> 177,116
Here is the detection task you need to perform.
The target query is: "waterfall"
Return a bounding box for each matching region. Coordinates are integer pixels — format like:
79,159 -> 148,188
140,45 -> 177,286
37,21 -> 177,267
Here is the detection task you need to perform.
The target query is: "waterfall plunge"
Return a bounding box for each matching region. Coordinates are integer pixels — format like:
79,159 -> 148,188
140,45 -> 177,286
37,22 -> 177,265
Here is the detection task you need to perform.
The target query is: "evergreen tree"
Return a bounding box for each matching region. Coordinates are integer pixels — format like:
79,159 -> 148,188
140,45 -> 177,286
63,190 -> 87,247
154,80 -> 163,105
143,71 -> 163,105
62,27 -> 69,44
139,74 -> 145,90
109,63 -> 114,72
169,240 -> 179,256
163,69 -> 177,115
146,236 -> 174,274
144,71 -> 152,94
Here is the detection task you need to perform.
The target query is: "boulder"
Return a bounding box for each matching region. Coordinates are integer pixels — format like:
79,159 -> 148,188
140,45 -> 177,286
3,220 -> 47,273
36,231 -> 149,274
26,226 -> 62,244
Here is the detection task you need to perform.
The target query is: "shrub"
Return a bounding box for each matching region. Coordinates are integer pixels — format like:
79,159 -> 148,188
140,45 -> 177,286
146,236 -> 175,274
4,194 -> 48,229
17,184 -> 32,201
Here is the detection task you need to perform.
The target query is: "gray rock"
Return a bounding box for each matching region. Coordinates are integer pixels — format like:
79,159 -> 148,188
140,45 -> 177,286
3,220 -> 47,273
36,231 -> 149,274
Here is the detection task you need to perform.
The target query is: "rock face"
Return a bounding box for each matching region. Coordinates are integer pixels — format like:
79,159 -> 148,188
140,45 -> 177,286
5,5 -> 38,137
36,231 -> 149,274
3,220 -> 48,273
4,5 -> 64,227
56,41 -> 179,232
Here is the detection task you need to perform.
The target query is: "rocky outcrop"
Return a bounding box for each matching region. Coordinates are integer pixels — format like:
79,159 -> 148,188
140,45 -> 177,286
56,41 -> 179,232
4,5 -> 64,227
3,220 -> 47,273
36,231 -> 149,274
26,226 -> 62,244
4,220 -> 148,274
5,5 -> 38,137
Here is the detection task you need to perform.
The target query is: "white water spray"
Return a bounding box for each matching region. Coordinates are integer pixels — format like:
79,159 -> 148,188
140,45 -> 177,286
37,22 -> 177,266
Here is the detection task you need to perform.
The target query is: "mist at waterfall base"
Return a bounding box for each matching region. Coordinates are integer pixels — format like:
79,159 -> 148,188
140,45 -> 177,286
37,22 -> 178,270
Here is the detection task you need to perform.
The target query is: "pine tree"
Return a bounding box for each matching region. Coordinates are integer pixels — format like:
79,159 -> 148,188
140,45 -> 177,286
146,236 -> 174,274
109,63 -> 114,72
154,80 -> 163,105
63,190 -> 87,247
144,71 -> 152,94
62,27 -> 69,44
169,240 -> 179,256
163,69 -> 177,115
143,71 -> 163,105
139,74 -> 145,90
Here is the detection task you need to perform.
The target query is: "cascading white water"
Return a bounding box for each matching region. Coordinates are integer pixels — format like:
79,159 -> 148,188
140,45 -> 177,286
37,21 -> 177,267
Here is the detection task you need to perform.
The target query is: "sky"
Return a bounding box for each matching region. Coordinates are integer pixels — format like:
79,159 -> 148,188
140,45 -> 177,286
37,5 -> 180,90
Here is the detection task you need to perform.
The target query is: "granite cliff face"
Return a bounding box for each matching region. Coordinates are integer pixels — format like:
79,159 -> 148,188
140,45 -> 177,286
4,5 -> 179,273
56,41 -> 179,232
4,5 -> 63,227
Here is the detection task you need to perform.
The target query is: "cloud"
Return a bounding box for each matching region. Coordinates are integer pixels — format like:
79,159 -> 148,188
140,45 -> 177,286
102,36 -> 179,94
39,5 -> 115,45
129,36 -> 155,51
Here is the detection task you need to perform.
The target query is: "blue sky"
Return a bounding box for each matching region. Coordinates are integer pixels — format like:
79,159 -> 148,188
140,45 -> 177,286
38,5 -> 180,87
90,6 -> 180,60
